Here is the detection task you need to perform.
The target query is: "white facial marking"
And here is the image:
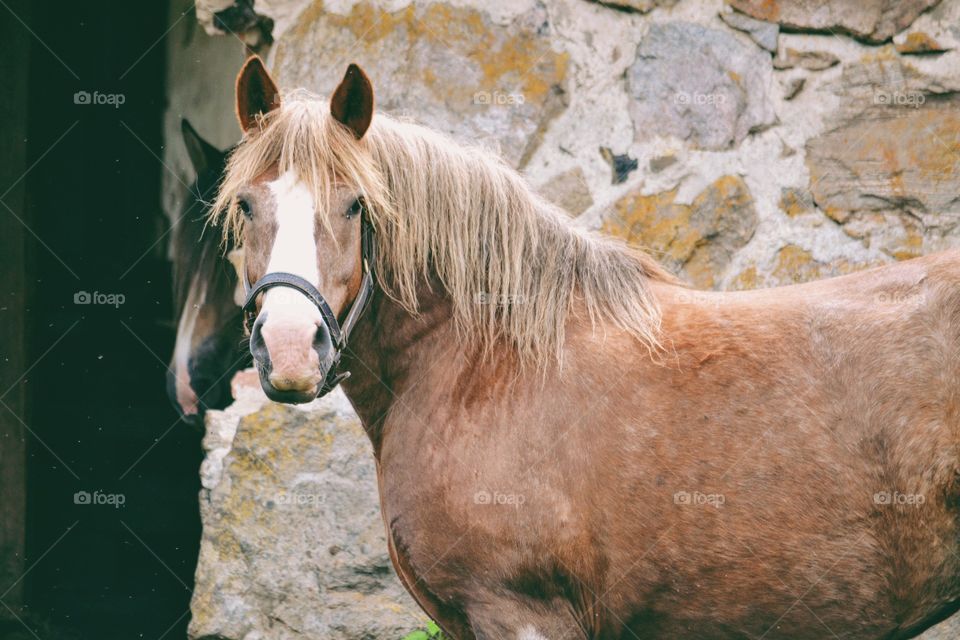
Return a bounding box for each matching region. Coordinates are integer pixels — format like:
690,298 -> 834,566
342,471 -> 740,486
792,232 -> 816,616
517,626 -> 549,640
262,171 -> 323,323
171,273 -> 206,415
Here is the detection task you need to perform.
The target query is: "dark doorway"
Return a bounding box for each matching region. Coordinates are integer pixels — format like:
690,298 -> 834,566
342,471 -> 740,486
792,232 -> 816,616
4,1 -> 201,638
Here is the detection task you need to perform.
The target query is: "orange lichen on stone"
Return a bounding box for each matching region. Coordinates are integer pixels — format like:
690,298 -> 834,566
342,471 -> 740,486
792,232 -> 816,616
891,229 -> 924,261
764,245 -> 885,287
858,45 -> 899,64
732,265 -> 758,290
728,0 -> 782,23
604,176 -> 757,288
896,32 -> 947,54
604,187 -> 685,257
822,206 -> 848,224
779,188 -> 810,217
772,245 -> 816,283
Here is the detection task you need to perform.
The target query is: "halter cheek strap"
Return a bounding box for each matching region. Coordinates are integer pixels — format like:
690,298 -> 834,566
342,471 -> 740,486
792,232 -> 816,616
241,217 -> 376,398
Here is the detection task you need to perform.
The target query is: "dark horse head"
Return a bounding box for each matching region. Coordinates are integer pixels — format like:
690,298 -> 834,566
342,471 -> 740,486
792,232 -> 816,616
166,120 -> 249,424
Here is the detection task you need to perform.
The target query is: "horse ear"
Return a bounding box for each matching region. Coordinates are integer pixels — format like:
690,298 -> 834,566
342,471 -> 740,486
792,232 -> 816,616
181,119 -> 224,175
330,63 -> 374,140
235,56 -> 281,134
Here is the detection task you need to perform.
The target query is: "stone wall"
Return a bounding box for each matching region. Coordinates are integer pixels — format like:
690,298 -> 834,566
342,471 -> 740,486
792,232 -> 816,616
189,381 -> 428,639
178,0 -> 960,291
164,0 -> 960,638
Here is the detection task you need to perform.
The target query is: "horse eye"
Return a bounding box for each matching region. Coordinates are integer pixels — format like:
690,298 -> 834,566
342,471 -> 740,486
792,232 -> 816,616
238,198 -> 253,219
346,197 -> 364,219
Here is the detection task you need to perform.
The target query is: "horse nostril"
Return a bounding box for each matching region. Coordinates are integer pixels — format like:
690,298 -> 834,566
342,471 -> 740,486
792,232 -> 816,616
249,312 -> 270,366
313,321 -> 332,354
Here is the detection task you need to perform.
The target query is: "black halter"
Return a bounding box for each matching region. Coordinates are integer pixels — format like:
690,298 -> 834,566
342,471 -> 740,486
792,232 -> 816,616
241,217 -> 376,398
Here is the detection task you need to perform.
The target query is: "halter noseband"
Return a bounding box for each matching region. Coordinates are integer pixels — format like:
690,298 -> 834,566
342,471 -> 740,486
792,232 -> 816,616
241,217 -> 376,398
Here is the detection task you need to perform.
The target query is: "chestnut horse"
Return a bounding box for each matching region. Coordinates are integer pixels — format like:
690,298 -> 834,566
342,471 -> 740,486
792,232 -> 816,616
167,120 -> 248,423
214,56 -> 960,639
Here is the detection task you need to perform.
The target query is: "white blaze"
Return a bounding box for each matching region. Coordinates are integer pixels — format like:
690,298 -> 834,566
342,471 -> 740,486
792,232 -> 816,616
261,171 -> 323,324
171,273 -> 205,415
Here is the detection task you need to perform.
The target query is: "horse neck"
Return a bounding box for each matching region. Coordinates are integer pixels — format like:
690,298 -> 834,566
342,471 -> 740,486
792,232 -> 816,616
340,273 -> 456,456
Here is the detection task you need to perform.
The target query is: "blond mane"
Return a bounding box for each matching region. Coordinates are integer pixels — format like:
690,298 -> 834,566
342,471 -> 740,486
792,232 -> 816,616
213,90 -> 674,367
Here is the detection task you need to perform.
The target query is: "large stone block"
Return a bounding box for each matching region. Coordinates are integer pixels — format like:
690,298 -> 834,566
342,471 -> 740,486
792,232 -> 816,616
270,1 -> 569,167
603,175 -> 759,288
626,22 -> 776,150
727,0 -> 943,43
189,386 -> 425,640
805,57 -> 960,259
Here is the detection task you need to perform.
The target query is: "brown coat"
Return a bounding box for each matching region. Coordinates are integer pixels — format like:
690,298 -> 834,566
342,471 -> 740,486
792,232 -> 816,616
343,252 -> 960,639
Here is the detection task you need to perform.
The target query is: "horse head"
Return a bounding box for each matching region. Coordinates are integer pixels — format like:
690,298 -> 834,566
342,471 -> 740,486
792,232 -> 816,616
216,58 -> 376,404
167,119 -> 249,423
